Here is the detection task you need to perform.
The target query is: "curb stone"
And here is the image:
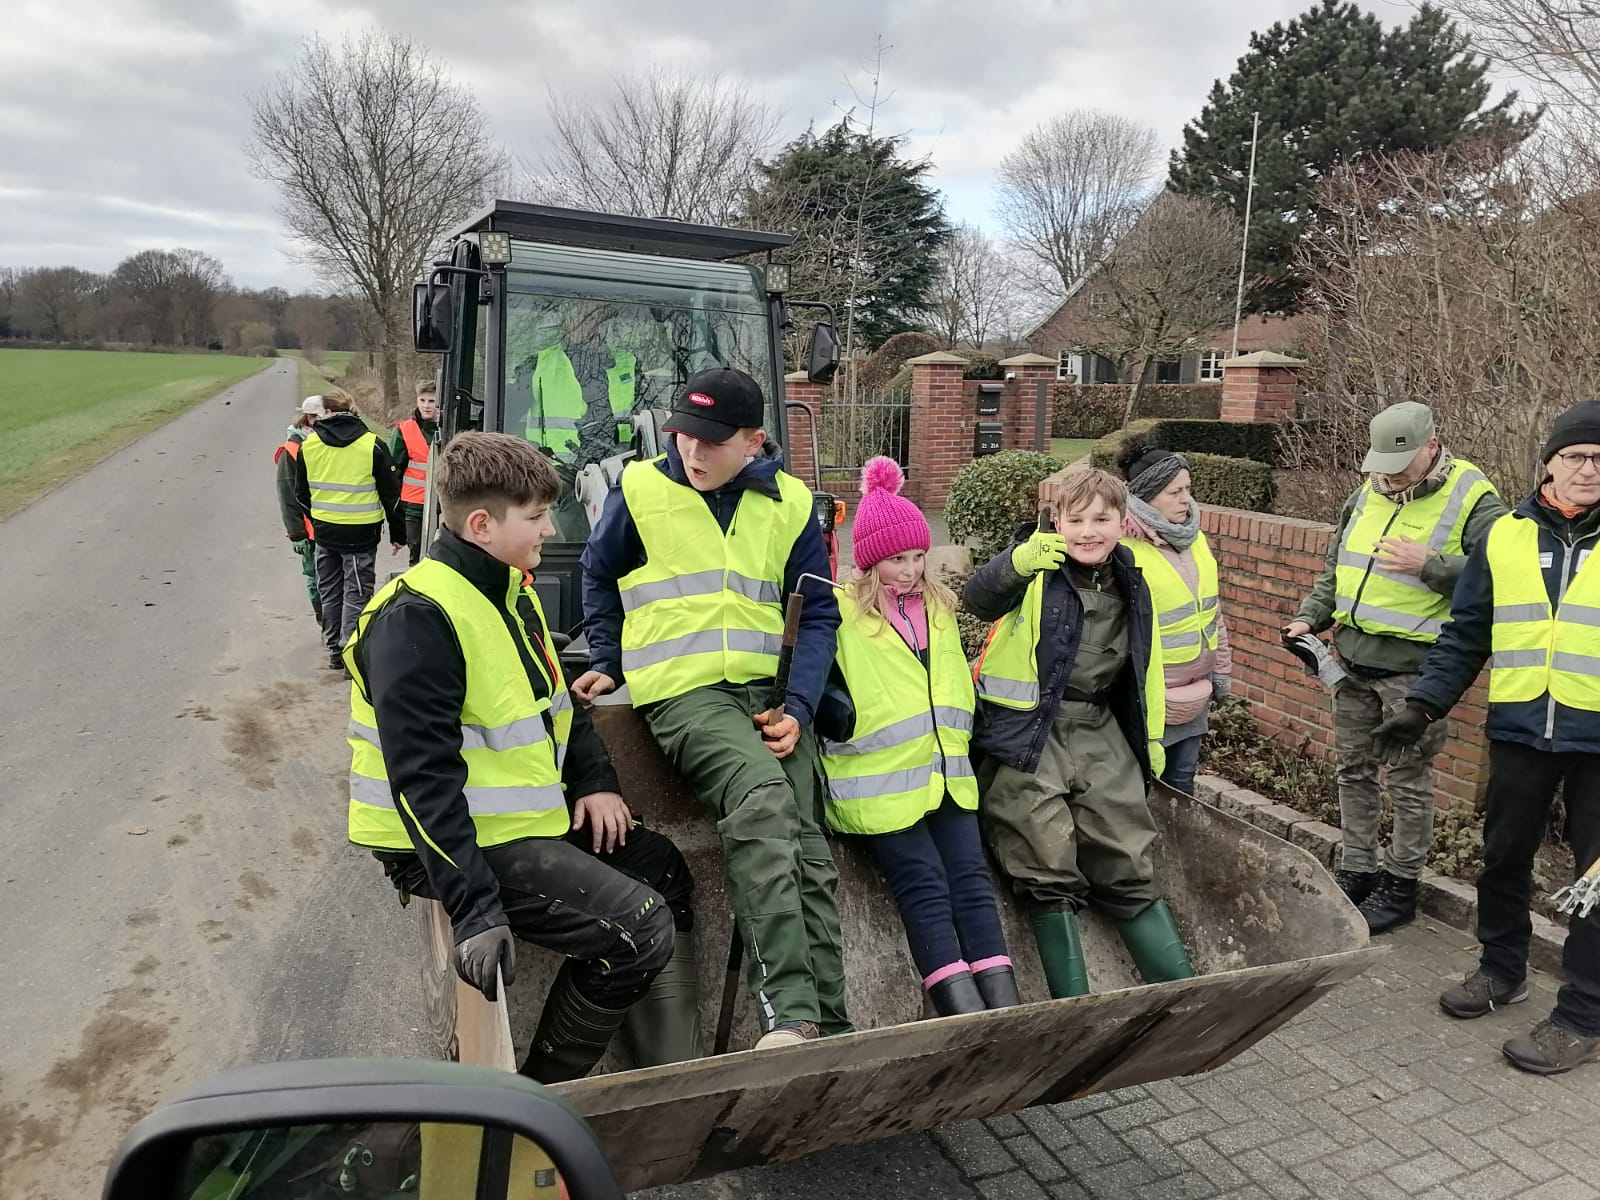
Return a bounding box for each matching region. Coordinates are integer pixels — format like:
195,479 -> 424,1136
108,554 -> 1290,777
1192,774 -> 1567,978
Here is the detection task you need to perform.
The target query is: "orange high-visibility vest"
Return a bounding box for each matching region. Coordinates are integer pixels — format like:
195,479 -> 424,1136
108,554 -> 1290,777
398,419 -> 430,505
274,439 -> 315,540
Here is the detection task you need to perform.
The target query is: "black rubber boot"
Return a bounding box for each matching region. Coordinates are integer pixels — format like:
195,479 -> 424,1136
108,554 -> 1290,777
926,971 -> 986,1016
620,931 -> 701,1067
1358,872 -> 1417,934
974,964 -> 1022,1010
520,968 -> 629,1084
1334,869 -> 1380,905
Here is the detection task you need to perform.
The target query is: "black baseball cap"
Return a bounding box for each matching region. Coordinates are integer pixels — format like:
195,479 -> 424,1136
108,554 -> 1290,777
662,367 -> 766,443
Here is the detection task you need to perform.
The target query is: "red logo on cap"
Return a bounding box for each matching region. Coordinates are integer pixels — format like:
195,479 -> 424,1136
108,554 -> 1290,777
688,392 -> 715,407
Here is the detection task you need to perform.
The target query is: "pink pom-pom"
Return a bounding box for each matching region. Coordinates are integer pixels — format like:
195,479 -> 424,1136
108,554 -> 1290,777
860,456 -> 905,497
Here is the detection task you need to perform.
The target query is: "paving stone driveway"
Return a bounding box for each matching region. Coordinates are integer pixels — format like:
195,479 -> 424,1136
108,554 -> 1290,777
643,920 -> 1600,1200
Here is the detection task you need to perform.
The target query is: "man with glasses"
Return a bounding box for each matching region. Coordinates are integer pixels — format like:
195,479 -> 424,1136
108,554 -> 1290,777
1377,400 -> 1600,1076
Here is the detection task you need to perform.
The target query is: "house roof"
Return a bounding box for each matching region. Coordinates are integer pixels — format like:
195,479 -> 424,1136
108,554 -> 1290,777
1022,272 -> 1092,341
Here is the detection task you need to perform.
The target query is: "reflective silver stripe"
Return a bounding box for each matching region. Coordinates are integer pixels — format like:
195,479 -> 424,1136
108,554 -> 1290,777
1203,618 -> 1219,641
977,676 -> 1038,704
1159,600 -> 1198,624
550,691 -> 575,716
1494,603 -> 1552,623
1162,630 -> 1202,650
1340,598 -> 1443,636
827,764 -> 934,802
463,784 -> 567,815
307,479 -> 378,493
933,705 -> 974,734
1552,651 -> 1600,674
943,754 -> 976,779
540,416 -> 581,429
350,773 -> 396,808
621,628 -> 779,673
1492,650 -> 1547,669
620,569 -> 782,613
313,499 -> 384,514
461,715 -> 549,753
825,711 -> 935,756
1199,596 -> 1219,611
1428,468 -> 1490,552
1559,603 -> 1600,628
1336,553 -> 1434,593
349,719 -> 381,751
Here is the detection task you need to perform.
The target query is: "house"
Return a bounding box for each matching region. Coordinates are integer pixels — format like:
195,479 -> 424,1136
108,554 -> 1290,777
1024,273 -> 1307,384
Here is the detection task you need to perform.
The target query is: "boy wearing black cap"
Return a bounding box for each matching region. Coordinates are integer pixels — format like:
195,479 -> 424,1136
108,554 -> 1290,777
575,367 -> 849,1049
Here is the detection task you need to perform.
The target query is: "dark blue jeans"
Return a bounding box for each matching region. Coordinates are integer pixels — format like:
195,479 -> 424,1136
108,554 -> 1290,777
1161,734 -> 1204,796
864,795 -> 1009,982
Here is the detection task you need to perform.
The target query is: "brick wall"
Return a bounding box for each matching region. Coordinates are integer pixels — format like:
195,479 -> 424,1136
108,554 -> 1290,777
1203,506 -> 1491,806
783,372 -> 825,489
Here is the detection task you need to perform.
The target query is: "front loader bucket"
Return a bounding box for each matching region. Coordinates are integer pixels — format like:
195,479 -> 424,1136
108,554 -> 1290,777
417,705 -> 1382,1189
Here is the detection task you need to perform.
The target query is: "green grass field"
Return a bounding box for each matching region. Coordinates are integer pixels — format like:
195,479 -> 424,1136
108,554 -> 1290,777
1051,437 -> 1099,464
0,349 -> 270,518
286,349 -> 358,380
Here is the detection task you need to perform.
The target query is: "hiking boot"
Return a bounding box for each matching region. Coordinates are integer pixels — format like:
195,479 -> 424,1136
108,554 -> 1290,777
753,1020 -> 820,1050
926,971 -> 986,1017
1357,872 -> 1417,934
1439,969 -> 1528,1019
327,649 -> 344,671
1503,1018 -> 1600,1076
1334,869 -> 1380,905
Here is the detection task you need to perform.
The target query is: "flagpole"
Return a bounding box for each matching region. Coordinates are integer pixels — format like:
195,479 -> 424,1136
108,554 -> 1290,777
1230,110 -> 1261,361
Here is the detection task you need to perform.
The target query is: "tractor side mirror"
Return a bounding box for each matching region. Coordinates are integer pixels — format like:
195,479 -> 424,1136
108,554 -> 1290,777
413,282 -> 456,354
102,1059 -> 624,1200
806,321 -> 840,385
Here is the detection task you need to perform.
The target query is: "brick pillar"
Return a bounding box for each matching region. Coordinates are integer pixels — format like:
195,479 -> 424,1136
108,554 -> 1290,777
904,351 -> 972,509
783,371 -> 827,489
999,353 -> 1057,452
1220,351 -> 1306,424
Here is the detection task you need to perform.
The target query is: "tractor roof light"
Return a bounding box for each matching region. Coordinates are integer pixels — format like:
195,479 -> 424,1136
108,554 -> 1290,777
765,263 -> 790,295
479,231 -> 513,266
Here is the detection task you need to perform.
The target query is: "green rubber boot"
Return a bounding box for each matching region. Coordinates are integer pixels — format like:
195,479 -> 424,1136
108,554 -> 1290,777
1030,910 -> 1091,999
620,931 -> 701,1067
1116,900 -> 1196,984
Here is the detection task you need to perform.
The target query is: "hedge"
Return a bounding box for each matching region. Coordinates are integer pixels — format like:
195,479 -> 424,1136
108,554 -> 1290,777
1093,421 -> 1277,513
945,449 -> 1065,561
1053,383 -> 1222,437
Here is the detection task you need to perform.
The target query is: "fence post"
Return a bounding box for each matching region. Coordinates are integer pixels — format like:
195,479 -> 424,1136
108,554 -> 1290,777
783,371 -> 826,489
905,351 -> 971,508
1220,351 -> 1306,424
999,354 -> 1058,452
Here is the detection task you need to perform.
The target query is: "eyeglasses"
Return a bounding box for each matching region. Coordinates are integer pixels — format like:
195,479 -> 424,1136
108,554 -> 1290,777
1556,451 -> 1600,471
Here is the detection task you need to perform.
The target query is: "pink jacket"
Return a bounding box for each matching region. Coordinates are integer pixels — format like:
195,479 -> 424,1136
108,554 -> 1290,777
879,584 -> 929,653
1128,532 -> 1233,728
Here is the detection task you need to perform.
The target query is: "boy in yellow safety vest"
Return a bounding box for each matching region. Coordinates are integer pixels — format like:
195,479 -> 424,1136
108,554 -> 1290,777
966,467 -> 1194,998
575,367 -> 849,1049
343,432 -> 699,1081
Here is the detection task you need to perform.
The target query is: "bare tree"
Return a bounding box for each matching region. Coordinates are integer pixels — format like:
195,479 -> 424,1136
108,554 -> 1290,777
929,224 -> 1012,348
1077,194 -> 1241,424
248,31 -> 506,408
1436,1 -> 1598,121
284,295 -> 332,359
16,267 -> 102,341
534,67 -> 779,225
995,110 -> 1163,296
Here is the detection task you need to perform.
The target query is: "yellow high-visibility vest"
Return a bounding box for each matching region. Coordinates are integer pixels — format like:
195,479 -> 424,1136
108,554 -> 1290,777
1333,459 -> 1496,642
527,345 -> 637,454
1485,514 -> 1600,711
617,458 -> 813,705
345,558 -> 574,850
1123,534 -> 1220,667
821,594 -> 978,835
301,429 -> 383,525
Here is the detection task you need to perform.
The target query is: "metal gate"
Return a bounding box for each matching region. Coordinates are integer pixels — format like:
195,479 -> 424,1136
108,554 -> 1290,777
817,389 -> 911,485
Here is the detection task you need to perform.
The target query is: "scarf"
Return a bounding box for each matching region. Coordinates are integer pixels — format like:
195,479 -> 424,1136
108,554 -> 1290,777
1126,493 -> 1203,551
1373,446 -> 1454,504
1540,481 -> 1589,519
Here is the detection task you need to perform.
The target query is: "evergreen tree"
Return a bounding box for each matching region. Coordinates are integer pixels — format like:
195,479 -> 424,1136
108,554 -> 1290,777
1168,0 -> 1535,312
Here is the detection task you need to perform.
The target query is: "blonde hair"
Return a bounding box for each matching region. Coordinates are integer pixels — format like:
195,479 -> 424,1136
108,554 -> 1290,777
416,380 -> 437,399
1053,466 -> 1127,521
434,432 -> 559,529
291,411 -> 315,429
319,388 -> 355,414
848,560 -> 958,627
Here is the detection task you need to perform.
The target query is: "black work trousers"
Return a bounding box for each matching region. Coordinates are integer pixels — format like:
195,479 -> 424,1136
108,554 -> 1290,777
389,826 -> 692,1008
1476,740 -> 1600,1037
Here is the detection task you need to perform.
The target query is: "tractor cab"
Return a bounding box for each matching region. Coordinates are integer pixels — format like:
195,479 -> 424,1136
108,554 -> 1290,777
412,201 -> 842,634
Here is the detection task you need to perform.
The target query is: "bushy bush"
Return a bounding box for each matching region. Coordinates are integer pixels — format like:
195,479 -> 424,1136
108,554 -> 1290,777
858,332 -> 942,394
959,351 -> 1004,380
945,449 -> 1064,562
250,344 -> 279,358
1053,388 -> 1125,439
1093,421 -> 1277,512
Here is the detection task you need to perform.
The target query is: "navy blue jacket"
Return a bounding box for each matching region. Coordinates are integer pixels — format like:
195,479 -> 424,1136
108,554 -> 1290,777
1409,491 -> 1600,755
963,526 -> 1159,779
579,439 -> 840,726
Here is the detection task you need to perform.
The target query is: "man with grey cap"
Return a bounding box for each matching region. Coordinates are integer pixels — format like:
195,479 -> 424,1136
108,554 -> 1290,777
274,395 -> 329,624
1284,402 -> 1506,933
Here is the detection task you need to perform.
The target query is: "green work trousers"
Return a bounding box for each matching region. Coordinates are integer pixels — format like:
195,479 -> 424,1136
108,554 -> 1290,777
645,681 -> 850,1034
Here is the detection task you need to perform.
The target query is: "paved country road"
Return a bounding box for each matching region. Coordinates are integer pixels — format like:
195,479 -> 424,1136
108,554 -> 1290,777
0,360 -> 426,1197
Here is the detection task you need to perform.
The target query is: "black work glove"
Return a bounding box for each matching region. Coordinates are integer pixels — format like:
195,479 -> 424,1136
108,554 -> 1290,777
1371,704 -> 1434,767
455,924 -> 516,1000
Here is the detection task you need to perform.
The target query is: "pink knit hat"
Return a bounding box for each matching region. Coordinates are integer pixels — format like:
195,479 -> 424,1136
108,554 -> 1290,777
852,456 -> 930,570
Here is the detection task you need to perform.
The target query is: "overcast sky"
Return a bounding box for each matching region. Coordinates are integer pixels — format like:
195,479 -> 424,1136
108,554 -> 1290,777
2,0 -> 1428,292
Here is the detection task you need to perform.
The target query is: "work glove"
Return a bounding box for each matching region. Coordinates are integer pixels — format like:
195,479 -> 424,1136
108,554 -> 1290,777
1282,631 -> 1348,690
455,924 -> 516,1001
290,537 -> 310,550
1010,531 -> 1068,576
1371,704 -> 1434,767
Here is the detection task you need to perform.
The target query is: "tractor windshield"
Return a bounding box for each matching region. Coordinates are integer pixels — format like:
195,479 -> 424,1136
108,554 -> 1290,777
500,241 -> 778,544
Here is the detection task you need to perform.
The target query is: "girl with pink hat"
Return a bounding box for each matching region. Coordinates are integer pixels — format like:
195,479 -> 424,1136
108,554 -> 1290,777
817,457 -> 1018,1015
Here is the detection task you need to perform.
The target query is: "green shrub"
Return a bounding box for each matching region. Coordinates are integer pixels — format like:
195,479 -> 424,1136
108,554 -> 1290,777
250,344 -> 279,358
959,351 -> 1004,380
1144,419 -> 1283,466
1093,421 -> 1277,512
945,450 -> 1064,562
1053,387 -> 1125,439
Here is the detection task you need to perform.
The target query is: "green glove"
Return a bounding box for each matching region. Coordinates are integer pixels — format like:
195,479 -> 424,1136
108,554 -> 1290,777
1011,531 -> 1068,576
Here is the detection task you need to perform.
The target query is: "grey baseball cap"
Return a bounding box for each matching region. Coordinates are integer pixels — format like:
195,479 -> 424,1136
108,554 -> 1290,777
1363,402 -> 1436,473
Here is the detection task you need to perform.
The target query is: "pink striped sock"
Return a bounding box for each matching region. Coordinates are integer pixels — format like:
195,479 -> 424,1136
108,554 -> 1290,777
922,961 -> 972,989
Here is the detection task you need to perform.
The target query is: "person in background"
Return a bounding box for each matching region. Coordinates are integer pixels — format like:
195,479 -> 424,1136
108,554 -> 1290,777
1284,402 -> 1505,934
275,396 -> 326,624
1117,441 -> 1232,796
392,380 -> 440,566
1376,400 -> 1600,1076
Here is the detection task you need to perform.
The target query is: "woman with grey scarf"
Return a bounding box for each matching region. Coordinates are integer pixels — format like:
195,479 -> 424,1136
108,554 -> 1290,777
1116,442 -> 1233,795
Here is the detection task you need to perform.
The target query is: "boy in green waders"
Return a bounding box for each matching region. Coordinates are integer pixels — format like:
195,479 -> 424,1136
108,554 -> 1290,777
575,367 -> 850,1049
964,467 -> 1196,996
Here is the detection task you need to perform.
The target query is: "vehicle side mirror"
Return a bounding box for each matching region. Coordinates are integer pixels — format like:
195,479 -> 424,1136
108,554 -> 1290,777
413,281 -> 455,354
103,1058 -> 623,1200
806,321 -> 840,385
